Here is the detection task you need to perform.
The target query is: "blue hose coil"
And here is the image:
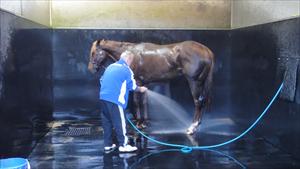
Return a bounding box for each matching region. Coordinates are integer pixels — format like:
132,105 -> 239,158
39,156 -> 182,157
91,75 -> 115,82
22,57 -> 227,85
127,83 -> 283,153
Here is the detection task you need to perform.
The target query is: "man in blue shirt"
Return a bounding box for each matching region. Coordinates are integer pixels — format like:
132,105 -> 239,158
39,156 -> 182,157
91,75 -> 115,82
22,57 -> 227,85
100,50 -> 147,153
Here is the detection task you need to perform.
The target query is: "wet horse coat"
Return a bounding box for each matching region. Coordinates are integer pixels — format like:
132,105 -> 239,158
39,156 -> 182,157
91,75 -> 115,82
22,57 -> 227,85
88,40 -> 214,134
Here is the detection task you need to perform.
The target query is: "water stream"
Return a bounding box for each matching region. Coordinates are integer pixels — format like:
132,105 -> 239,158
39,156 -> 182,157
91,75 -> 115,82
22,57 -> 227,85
146,90 -> 192,134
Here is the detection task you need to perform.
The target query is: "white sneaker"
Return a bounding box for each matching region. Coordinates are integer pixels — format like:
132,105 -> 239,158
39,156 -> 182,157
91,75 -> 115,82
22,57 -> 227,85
118,145 -> 138,153
104,144 -> 116,153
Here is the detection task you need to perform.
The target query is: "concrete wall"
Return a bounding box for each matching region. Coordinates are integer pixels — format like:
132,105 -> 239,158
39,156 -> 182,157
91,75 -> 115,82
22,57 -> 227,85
0,9 -> 53,157
232,0 -> 300,28
0,0 -> 50,27
51,0 -> 231,29
1,0 -> 299,29
51,0 -> 299,29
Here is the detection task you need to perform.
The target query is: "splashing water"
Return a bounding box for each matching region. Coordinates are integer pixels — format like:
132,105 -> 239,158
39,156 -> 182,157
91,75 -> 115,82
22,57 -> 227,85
146,90 -> 192,134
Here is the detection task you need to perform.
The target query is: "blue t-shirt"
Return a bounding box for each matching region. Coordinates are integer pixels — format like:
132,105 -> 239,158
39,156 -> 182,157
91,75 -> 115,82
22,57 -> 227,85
99,59 -> 137,108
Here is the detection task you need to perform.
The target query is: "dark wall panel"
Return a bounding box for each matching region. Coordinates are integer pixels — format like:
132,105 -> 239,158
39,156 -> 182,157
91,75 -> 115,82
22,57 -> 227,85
0,10 -> 53,157
52,29 -> 232,119
231,18 -> 300,158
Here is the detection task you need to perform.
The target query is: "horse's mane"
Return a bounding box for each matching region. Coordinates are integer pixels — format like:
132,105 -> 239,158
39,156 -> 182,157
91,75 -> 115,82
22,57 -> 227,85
98,40 -> 136,60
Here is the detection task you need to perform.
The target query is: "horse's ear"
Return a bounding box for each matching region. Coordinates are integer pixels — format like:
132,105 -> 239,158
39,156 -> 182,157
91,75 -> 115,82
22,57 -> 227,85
96,40 -> 101,46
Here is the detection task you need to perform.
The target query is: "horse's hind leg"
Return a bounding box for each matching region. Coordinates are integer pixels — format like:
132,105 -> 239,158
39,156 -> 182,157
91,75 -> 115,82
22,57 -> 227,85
186,79 -> 206,135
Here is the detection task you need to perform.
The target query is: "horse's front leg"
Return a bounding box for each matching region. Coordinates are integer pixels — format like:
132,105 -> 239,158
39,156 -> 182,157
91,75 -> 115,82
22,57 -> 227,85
140,91 -> 148,128
133,92 -> 141,126
133,91 -> 147,129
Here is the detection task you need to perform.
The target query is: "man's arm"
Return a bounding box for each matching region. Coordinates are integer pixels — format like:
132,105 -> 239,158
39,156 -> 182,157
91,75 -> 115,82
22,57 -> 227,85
127,68 -> 147,92
127,69 -> 137,91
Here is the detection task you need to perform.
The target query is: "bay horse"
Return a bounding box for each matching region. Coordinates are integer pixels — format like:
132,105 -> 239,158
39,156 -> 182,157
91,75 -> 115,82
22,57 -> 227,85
88,39 -> 214,135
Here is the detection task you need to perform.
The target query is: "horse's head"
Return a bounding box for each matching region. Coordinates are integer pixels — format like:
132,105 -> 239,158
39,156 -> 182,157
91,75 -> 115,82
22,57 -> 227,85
88,40 -> 108,73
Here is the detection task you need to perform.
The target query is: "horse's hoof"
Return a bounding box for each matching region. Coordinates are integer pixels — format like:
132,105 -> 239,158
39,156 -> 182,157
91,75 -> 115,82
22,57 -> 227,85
186,123 -> 198,135
186,127 -> 195,135
140,123 -> 147,129
136,122 -> 147,129
186,130 -> 194,135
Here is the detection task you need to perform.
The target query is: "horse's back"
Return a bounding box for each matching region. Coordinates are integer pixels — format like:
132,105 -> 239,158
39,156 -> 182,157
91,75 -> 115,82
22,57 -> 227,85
134,42 -> 175,50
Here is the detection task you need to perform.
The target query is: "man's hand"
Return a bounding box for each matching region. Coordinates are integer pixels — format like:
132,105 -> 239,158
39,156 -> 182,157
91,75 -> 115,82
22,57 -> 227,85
139,86 -> 148,93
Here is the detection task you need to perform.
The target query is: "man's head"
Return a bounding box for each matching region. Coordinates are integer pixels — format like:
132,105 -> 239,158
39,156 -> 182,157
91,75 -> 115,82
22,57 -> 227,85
120,50 -> 135,66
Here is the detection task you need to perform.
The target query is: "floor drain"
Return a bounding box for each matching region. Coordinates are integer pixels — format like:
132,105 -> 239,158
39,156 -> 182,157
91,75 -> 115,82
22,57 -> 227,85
65,127 -> 92,136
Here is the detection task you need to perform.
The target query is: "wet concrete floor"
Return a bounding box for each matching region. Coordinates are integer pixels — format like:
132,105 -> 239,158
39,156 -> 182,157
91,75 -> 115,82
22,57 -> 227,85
28,111 -> 300,169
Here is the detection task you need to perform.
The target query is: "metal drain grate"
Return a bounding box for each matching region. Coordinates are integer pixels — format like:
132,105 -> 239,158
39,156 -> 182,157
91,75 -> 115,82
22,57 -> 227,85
65,127 -> 92,136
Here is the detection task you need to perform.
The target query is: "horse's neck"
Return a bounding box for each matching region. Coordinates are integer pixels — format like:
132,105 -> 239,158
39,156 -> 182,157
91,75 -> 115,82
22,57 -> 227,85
101,41 -> 133,57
